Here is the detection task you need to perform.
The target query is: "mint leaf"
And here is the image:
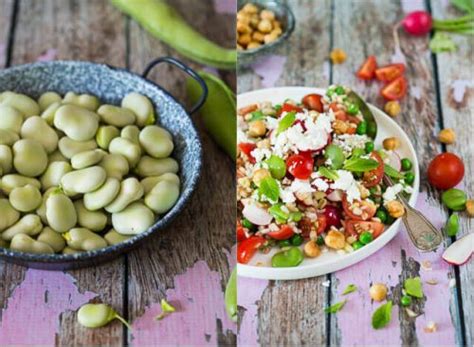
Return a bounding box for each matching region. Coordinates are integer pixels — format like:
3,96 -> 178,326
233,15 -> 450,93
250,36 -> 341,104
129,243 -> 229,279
289,211 -> 302,222
324,300 -> 347,314
324,144 -> 345,169
343,157 -> 379,172
268,203 -> 289,223
429,32 -> 457,53
342,284 -> 358,295
404,277 -> 423,298
445,213 -> 460,237
249,110 -> 265,122
384,164 -> 405,179
277,111 -> 296,134
372,301 -> 393,329
318,166 -> 339,181
258,176 -> 280,202
266,155 -> 286,179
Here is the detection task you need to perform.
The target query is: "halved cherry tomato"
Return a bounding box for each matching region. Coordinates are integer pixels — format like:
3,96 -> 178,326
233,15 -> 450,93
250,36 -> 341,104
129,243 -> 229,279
316,213 -> 327,234
427,152 -> 465,190
362,151 -> 384,188
356,56 -> 377,80
345,220 -> 385,239
329,102 -> 339,112
299,214 -> 327,238
237,236 -> 266,264
335,110 -> 348,121
280,103 -> 303,115
238,142 -> 256,163
286,152 -> 314,179
267,225 -> 295,240
375,63 -> 405,82
342,196 -> 377,221
302,94 -> 324,112
237,223 -> 247,242
381,76 -> 407,100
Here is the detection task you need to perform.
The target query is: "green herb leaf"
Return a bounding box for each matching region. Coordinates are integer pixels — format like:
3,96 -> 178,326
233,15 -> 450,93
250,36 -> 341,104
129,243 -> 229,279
342,284 -> 358,295
324,144 -> 345,169
324,300 -> 347,314
318,166 -> 339,181
445,213 -> 460,237
259,176 -> 280,203
372,301 -> 393,329
384,164 -> 405,179
429,32 -> 457,53
268,203 -> 289,223
277,111 -> 296,135
404,277 -> 423,298
343,157 -> 379,172
266,155 -> 286,179
289,211 -> 302,222
249,110 -> 265,122
450,0 -> 474,14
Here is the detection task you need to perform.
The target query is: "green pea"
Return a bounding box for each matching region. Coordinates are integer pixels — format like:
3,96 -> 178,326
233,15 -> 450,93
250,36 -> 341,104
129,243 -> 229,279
400,158 -> 412,171
265,155 -> 286,179
271,246 -> 304,267
335,86 -> 345,95
369,186 -> 379,196
359,231 -> 373,245
278,240 -> 291,248
77,303 -> 131,329
401,295 -> 412,306
356,121 -> 367,135
224,268 -> 237,322
441,188 -> 467,211
352,241 -> 364,250
326,89 -> 335,97
241,218 -> 254,230
375,210 -> 387,223
290,234 -> 304,246
404,172 -> 415,185
324,144 -> 345,169
365,141 -> 374,154
316,236 -> 325,246
347,103 -> 359,115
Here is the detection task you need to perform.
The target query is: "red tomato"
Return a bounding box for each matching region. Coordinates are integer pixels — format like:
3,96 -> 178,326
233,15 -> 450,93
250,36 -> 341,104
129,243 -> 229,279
329,102 -> 339,111
342,196 -> 377,221
286,152 -> 314,179
323,205 -> 342,229
345,220 -> 385,239
363,151 -> 384,188
335,110 -> 348,121
316,214 -> 327,234
238,142 -> 256,163
267,225 -> 295,240
381,76 -> 407,100
427,152 -> 465,190
237,223 -> 247,242
281,103 -> 303,114
299,214 -> 327,238
356,56 -> 377,80
375,64 -> 406,82
237,236 -> 266,264
302,94 -> 324,112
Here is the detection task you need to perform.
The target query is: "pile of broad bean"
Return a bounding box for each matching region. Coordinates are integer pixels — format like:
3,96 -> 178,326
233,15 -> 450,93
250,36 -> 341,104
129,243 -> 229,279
0,90 -> 180,254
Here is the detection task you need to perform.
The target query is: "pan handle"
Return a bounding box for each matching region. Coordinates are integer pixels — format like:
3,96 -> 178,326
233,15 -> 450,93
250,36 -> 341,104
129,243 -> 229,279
142,57 -> 208,115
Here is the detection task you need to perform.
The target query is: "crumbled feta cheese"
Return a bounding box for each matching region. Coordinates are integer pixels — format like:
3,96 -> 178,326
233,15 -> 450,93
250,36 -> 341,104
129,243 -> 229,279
333,134 -> 370,155
280,186 -> 296,204
330,170 -> 361,202
383,183 -> 404,203
250,147 -> 272,162
312,178 -> 329,192
290,179 -> 315,194
237,128 -> 249,143
265,116 -> 278,130
325,158 -> 333,166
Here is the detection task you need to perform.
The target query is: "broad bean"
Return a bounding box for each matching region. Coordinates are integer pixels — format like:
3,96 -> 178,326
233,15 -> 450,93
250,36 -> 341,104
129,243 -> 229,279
71,149 -> 106,169
62,246 -> 84,254
37,226 -> 66,252
46,190 -> 77,232
77,303 -> 130,329
0,128 -> 19,146
0,199 -> 20,231
20,116 -> 58,153
41,101 -> 61,125
105,177 -> 143,213
54,105 -> 99,141
36,187 -> 56,224
1,174 -> 41,194
99,153 -> 129,180
2,214 -> 43,241
61,166 -> 106,194
96,125 -> 120,150
58,137 -> 97,159
83,177 -> 120,211
10,234 -> 54,254
0,91 -> 39,117
74,200 -> 108,232
62,92 -> 100,111
140,173 -> 180,194
139,125 -> 174,158
108,137 -> 141,167
48,150 -> 68,163
135,156 -> 178,177
121,92 -> 155,127
0,105 -> 23,133
104,228 -> 132,245
98,105 -> 136,127
112,202 -> 154,235
13,139 -> 48,177
121,125 -> 140,145
0,145 -> 13,174
9,184 -> 42,212
41,161 -> 73,190
38,91 -> 62,112
144,180 -> 179,214
63,228 -> 107,251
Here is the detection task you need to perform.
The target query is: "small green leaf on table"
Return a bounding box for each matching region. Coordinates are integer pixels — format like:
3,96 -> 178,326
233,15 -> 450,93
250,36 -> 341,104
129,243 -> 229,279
404,277 -> 423,298
372,301 -> 393,329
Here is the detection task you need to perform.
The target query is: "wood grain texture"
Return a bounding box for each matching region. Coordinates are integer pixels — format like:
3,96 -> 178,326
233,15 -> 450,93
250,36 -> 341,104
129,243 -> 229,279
0,0 -> 13,68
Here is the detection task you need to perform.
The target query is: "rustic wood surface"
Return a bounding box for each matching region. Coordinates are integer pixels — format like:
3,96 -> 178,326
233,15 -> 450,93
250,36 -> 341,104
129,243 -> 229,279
237,0 -> 472,346
0,0 -> 235,346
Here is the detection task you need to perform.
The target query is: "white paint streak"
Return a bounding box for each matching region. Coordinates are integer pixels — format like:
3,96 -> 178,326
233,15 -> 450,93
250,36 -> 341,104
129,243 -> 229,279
410,85 -> 422,100
323,60 -> 331,81
451,80 -> 473,103
391,47 -> 406,65
400,0 -> 425,13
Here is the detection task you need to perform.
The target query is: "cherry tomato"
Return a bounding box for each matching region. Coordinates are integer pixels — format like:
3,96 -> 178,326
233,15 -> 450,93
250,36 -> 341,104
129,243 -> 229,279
238,142 -> 256,163
316,214 -> 327,234
345,220 -> 385,239
237,223 -> 247,242
427,152 -> 465,190
362,151 -> 384,188
324,205 -> 342,229
402,11 -> 433,36
298,217 -> 313,238
286,152 -> 314,179
375,64 -> 406,82
237,236 -> 266,264
238,104 -> 258,116
267,225 -> 295,240
381,76 -> 407,100
356,56 -> 377,80
302,94 -> 324,112
342,196 -> 377,221
280,103 -> 303,115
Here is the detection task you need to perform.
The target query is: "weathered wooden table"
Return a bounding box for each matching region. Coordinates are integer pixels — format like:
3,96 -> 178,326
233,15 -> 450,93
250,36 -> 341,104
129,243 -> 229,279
238,0 -> 473,346
0,0 -> 236,345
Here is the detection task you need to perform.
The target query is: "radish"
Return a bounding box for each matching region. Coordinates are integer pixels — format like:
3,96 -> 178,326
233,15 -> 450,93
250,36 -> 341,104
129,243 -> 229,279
386,150 -> 401,171
327,189 -> 343,202
442,233 -> 474,266
402,11 -> 433,36
242,203 -> 273,226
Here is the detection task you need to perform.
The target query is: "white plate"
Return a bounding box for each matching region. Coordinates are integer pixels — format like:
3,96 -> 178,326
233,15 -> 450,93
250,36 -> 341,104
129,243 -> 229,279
237,87 -> 420,280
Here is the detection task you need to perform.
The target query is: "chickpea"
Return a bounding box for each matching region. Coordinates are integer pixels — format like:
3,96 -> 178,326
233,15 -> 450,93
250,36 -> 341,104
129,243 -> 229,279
238,33 -> 252,46
247,41 -> 262,50
252,168 -> 270,186
252,31 -> 265,43
438,128 -> 456,144
242,3 -> 258,14
248,120 -> 266,137
324,230 -> 346,250
271,27 -> 283,36
383,137 -> 400,151
333,120 -> 350,134
258,19 -> 273,33
237,21 -> 252,34
260,9 -> 275,21
465,200 -> 474,217
237,12 -> 250,24
384,101 -> 401,117
369,283 -> 388,301
264,32 -> 279,44
386,200 -> 405,218
329,48 -> 347,64
237,43 -> 244,51
304,240 -> 321,258
272,20 -> 282,29
249,14 -> 260,28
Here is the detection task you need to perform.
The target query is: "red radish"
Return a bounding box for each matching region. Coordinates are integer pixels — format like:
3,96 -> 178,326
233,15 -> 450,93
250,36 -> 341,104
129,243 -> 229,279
242,203 -> 273,226
327,189 -> 343,202
402,11 -> 433,36
442,233 -> 473,265
386,150 -> 401,171
324,205 -> 342,229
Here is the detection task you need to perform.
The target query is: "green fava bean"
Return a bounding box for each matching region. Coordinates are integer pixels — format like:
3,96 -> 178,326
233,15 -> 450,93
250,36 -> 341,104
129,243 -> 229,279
10,234 -> 54,254
140,173 -> 180,194
441,188 -> 467,211
74,200 -> 107,232
1,174 -> 41,194
108,137 -> 141,167
77,303 -> 131,329
38,91 -> 62,112
121,92 -> 155,127
139,125 -> 174,159
41,161 -> 73,190
0,144 -> 13,174
2,214 -> 43,241
271,246 -> 304,267
36,187 -> 56,224
135,156 -> 179,177
63,228 -> 107,251
62,246 -> 84,254
0,91 -> 39,117
71,149 -> 106,169
97,104 -> 136,127
54,105 -> 99,141
9,184 -> 42,212
13,139 -> 48,177
46,190 -> 77,232
225,268 -> 237,322
37,226 -> 66,253
58,137 -> 97,159
104,228 -> 132,246
20,116 -> 58,153
121,125 -> 141,145
62,92 -> 100,111
0,198 -> 20,231
61,166 -> 107,195
99,153 -> 130,180
265,155 -> 286,179
0,105 -> 24,133
96,125 -> 120,150
0,238 -> 8,248
144,180 -> 179,214
112,202 -> 155,235
0,128 -> 19,146
40,101 -> 61,125
187,71 -> 236,158
48,150 -> 68,163
105,177 -> 144,213
84,177 -> 120,211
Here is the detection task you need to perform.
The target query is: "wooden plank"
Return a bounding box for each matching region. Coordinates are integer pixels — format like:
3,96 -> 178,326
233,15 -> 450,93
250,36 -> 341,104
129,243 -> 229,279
6,1 -> 127,345
237,0 -> 332,345
329,0 -> 460,345
0,0 -> 13,68
126,0 -> 236,345
431,1 -> 474,345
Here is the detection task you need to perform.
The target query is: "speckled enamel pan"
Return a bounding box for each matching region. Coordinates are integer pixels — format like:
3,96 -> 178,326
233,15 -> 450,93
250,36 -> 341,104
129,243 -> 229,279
0,57 -> 207,270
